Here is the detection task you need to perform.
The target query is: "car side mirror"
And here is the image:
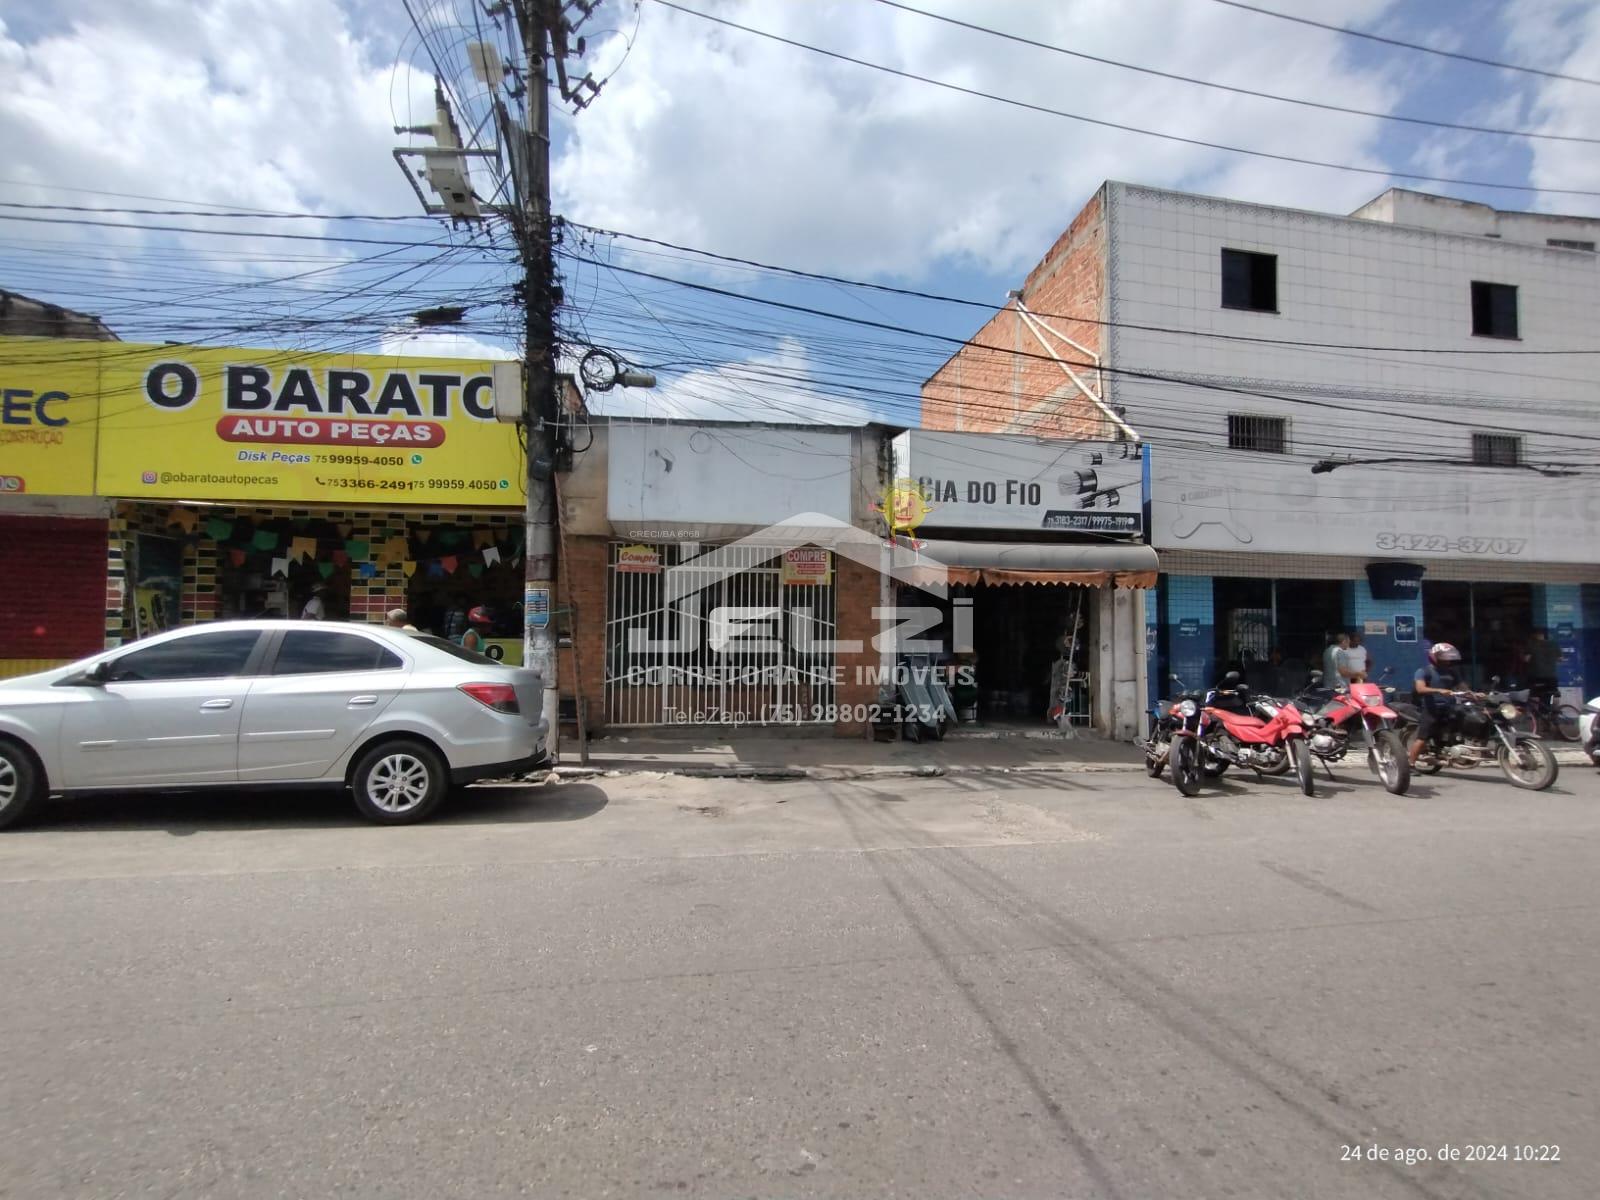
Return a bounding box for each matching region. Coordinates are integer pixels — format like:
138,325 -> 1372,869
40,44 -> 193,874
60,660 -> 111,688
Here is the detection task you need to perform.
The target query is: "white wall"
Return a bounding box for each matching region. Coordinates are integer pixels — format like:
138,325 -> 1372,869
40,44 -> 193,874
1105,183 -> 1600,568
606,422 -> 858,533
1352,188 -> 1600,248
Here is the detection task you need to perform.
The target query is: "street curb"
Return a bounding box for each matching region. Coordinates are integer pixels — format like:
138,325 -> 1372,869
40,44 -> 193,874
546,761 -> 1146,782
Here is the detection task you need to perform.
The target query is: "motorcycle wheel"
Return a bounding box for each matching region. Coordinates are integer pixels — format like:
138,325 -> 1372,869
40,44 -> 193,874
1498,737 -> 1559,791
1289,735 -> 1315,797
1202,757 -> 1230,779
1170,736 -> 1202,797
1144,742 -> 1165,778
1552,704 -> 1582,743
1372,730 -> 1411,796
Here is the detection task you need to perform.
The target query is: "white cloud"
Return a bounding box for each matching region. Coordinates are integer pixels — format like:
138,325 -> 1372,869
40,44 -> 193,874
1502,0 -> 1600,213
0,2 -> 437,214
378,327 -> 517,360
589,336 -> 872,424
553,0 -> 1407,281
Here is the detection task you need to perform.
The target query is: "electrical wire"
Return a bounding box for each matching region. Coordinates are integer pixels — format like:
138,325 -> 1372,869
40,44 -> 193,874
566,218 -> 1600,357
1210,0 -> 1600,87
874,0 -> 1600,145
650,0 -> 1600,199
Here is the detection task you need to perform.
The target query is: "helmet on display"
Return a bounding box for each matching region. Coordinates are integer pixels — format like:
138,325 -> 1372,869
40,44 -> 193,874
467,605 -> 492,626
1428,641 -> 1461,664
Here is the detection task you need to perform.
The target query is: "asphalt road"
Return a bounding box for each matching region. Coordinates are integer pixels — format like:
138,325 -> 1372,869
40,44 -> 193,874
0,762 -> 1596,1200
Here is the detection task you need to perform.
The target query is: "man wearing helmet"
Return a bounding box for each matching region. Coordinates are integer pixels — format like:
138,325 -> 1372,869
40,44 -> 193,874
1410,641 -> 1464,765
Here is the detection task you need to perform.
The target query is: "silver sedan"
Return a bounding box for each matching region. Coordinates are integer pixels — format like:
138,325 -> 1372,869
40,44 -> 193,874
0,621 -> 548,827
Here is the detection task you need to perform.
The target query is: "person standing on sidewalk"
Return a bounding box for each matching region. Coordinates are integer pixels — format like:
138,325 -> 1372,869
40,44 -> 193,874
1344,632 -> 1369,683
1322,632 -> 1350,687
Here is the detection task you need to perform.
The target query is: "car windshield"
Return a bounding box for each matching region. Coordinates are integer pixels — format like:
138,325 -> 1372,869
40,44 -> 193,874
406,633 -> 501,666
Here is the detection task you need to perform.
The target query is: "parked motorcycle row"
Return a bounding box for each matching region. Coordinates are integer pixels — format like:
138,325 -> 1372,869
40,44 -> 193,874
1140,669 -> 1565,798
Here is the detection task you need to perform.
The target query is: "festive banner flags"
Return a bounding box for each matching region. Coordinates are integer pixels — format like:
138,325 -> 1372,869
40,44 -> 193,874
414,528 -> 431,544
317,562 -> 336,579
289,536 -> 317,561
253,529 -> 279,551
166,506 -> 199,533
381,536 -> 407,560
270,556 -> 288,577
345,539 -> 370,561
331,549 -> 349,567
468,563 -> 484,579
205,516 -> 234,541
482,546 -> 501,566
437,530 -> 463,547
473,529 -> 496,547
228,549 -> 247,567
359,563 -> 378,579
337,523 -> 353,538
440,555 -> 458,573
402,560 -> 417,577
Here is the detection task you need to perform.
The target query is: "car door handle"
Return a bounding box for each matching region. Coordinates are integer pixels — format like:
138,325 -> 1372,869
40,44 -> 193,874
200,698 -> 234,711
347,695 -> 379,708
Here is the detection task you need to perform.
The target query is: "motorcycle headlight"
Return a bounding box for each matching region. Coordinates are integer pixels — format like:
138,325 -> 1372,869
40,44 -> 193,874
1177,699 -> 1197,717
1499,702 -> 1520,721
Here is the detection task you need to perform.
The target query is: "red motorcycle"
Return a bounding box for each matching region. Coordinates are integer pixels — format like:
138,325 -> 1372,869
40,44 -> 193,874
1296,670 -> 1411,795
1199,675 -> 1315,797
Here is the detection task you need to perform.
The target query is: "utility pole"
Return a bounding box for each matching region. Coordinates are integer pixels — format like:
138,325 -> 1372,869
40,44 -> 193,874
513,0 -> 561,762
398,0 -> 635,765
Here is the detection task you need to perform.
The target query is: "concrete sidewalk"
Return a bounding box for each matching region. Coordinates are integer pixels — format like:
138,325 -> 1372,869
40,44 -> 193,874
556,725 -> 1147,780
552,726 -> 1599,782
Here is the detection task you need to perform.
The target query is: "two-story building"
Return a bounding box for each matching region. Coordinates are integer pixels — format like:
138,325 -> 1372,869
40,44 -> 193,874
924,183 -> 1600,706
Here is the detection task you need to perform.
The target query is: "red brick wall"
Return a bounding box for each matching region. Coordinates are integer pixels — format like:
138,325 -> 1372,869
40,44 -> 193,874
0,516 -> 107,659
832,553 -> 879,736
923,189 -> 1106,438
558,535 -> 608,729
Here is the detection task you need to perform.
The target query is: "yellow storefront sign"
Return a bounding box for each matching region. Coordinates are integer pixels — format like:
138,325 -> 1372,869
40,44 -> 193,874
0,337 -> 101,496
0,337 -> 524,506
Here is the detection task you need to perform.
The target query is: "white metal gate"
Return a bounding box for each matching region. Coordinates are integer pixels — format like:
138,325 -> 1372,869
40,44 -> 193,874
604,541 -> 839,726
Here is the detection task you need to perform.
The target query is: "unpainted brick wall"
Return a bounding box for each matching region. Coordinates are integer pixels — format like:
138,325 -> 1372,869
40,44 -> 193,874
923,190 -> 1107,438
832,553 -> 881,735
557,535 -> 608,729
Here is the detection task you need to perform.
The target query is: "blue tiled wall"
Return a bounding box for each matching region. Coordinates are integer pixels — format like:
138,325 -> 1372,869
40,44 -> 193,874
1165,575 -> 1214,694
1584,585 -> 1600,702
1533,584 -> 1585,692
1343,579 -> 1426,689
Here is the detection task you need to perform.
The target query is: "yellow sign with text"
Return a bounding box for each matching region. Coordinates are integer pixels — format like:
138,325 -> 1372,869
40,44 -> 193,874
0,337 -> 101,496
2,337 -> 525,506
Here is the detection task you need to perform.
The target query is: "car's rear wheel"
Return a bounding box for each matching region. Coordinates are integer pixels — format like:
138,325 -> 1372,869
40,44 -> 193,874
350,739 -> 447,825
0,740 -> 43,831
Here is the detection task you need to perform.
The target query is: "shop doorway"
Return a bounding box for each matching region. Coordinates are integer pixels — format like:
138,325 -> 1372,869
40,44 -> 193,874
965,583 -> 1095,726
1422,581 -> 1533,688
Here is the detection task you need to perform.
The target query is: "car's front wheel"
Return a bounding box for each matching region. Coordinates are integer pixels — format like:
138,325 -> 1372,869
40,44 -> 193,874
0,740 -> 42,831
350,739 -> 448,825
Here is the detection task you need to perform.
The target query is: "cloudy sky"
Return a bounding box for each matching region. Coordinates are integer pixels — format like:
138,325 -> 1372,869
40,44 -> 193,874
2,0 -> 1597,422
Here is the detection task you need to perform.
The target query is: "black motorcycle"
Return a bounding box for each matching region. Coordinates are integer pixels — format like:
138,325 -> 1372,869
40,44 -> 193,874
1393,689 -> 1559,791
1141,675 -> 1209,794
